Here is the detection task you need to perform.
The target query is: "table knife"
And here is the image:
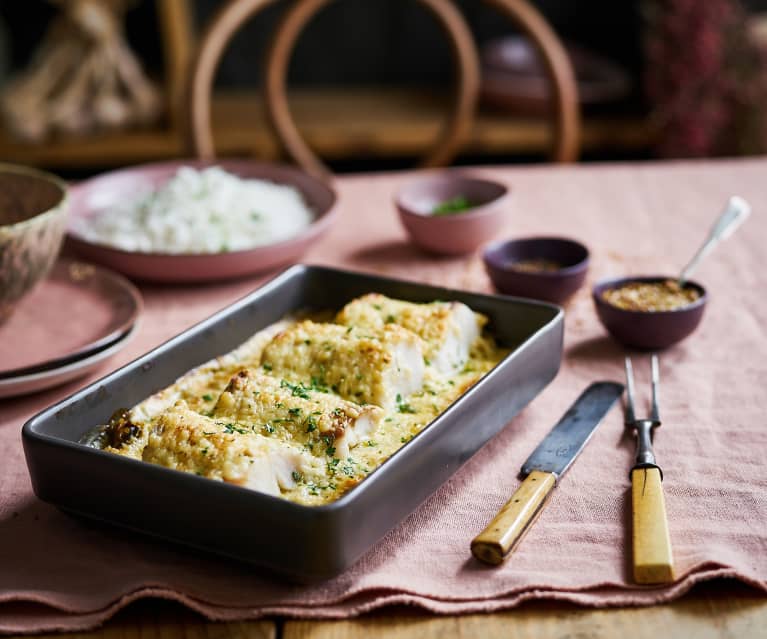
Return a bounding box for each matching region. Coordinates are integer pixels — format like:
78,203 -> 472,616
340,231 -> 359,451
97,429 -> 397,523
471,381 -> 624,565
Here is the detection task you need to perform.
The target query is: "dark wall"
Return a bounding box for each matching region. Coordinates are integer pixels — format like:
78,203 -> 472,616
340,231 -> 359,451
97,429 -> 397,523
0,0 -> 643,88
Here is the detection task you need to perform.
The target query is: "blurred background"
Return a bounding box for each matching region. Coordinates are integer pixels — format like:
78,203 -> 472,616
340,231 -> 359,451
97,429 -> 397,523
1,0 -> 767,178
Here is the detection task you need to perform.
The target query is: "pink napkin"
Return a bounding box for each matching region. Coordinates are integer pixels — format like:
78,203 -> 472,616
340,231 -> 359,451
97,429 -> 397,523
1,160 -> 766,634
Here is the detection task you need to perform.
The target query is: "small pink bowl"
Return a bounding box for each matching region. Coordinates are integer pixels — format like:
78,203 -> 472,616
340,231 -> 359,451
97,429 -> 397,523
395,174 -> 510,255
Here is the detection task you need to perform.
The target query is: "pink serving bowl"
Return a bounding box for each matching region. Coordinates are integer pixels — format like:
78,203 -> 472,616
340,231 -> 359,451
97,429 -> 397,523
395,173 -> 510,255
67,159 -> 337,283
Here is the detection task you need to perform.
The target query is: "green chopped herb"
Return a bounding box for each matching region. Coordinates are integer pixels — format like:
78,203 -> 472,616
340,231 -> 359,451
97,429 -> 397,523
345,326 -> 353,334
396,393 -> 416,414
385,314 -> 396,324
288,407 -> 302,417
373,304 -> 382,310
281,379 -> 311,399
325,446 -> 336,457
262,362 -> 273,371
432,195 -> 475,216
222,422 -> 248,435
202,393 -> 213,402
291,470 -> 302,482
263,424 -> 275,434
366,440 -> 377,447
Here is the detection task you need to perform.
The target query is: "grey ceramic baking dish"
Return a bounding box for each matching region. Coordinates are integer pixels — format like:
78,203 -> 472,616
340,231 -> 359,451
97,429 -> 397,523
23,264 -> 563,581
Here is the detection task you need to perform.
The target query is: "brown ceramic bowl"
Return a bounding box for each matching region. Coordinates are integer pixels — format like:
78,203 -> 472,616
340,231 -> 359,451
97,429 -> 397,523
396,174 -> 510,255
0,164 -> 68,323
483,236 -> 589,304
592,276 -> 707,350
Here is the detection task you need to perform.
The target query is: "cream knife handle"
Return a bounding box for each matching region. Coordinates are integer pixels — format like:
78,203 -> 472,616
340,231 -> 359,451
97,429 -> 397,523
471,470 -> 557,565
632,467 -> 675,584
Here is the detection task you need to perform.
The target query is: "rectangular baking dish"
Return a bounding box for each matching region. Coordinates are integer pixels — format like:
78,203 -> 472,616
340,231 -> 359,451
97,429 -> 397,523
23,265 -> 563,581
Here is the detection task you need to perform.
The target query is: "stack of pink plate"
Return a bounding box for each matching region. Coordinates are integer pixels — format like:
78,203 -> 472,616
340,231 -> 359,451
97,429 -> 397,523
0,259 -> 142,398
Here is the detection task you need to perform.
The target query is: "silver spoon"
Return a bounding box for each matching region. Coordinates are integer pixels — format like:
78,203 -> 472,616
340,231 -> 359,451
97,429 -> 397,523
678,195 -> 751,287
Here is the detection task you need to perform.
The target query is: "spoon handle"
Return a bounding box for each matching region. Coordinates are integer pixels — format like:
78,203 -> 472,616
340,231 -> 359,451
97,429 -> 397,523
679,196 -> 751,287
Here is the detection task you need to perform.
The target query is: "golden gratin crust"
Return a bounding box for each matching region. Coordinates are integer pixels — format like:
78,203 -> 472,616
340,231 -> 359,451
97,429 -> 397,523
102,295 -> 506,505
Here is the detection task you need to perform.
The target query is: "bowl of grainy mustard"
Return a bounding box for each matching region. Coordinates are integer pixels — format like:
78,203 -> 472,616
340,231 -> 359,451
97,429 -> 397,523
592,275 -> 707,349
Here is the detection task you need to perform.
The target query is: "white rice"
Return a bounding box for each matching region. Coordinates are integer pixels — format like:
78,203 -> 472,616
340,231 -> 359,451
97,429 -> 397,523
75,166 -> 315,254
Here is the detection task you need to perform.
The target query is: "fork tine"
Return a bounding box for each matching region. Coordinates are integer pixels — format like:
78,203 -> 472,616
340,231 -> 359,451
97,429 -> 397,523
650,354 -> 661,423
624,357 -> 636,425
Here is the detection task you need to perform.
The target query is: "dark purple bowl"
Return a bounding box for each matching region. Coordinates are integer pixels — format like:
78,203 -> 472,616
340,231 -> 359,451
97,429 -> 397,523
592,276 -> 707,350
483,237 -> 589,304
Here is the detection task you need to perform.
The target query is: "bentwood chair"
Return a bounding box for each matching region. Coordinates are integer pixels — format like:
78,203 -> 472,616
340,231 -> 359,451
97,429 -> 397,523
186,0 -> 580,182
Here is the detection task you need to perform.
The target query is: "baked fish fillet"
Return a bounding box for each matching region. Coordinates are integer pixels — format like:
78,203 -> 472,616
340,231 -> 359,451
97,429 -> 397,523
260,320 -> 425,411
335,293 -> 485,375
140,403 -> 324,496
212,368 -> 383,458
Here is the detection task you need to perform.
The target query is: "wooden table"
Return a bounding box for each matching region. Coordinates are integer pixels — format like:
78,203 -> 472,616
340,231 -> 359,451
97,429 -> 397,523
12,581 -> 766,639
3,159 -> 765,638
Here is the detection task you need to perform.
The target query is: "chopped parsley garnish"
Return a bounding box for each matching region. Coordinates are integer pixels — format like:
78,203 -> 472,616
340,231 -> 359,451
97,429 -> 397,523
281,379 -> 311,399
202,393 -> 213,402
263,423 -> 275,434
385,314 -> 396,324
291,470 -> 302,482
222,422 -> 248,435
432,195 -> 474,216
396,393 -> 416,414
288,407 -> 302,417
262,362 -> 273,371
366,440 -> 377,447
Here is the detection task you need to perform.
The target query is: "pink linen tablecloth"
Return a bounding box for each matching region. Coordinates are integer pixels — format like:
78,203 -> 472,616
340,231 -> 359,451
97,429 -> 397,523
1,158 -> 766,634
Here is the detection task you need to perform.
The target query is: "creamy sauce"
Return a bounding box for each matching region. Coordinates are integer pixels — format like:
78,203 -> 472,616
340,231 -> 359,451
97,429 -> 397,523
102,298 -> 507,506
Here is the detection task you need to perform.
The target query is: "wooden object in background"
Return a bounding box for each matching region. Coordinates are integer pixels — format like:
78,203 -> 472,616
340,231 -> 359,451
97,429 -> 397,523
632,466 -> 675,584
259,0 -> 580,179
156,0 -> 195,131
484,0 -> 580,163
187,0 -> 481,182
0,88 -> 649,168
0,0 -> 160,142
262,0 -> 480,181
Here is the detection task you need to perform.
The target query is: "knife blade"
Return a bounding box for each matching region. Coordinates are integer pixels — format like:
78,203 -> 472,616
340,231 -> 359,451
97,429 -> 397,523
471,381 -> 624,565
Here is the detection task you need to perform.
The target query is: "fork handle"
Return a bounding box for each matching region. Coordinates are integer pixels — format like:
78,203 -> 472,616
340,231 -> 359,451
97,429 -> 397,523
632,466 -> 674,584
